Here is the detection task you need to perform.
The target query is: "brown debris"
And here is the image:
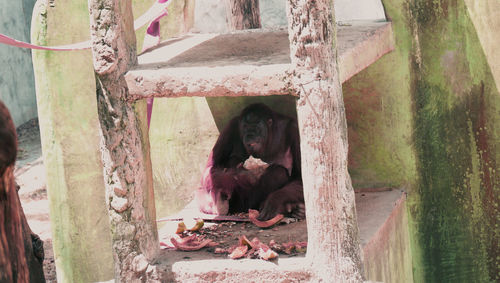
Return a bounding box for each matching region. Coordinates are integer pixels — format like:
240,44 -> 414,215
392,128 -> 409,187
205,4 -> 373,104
176,222 -> 187,234
268,240 -> 307,255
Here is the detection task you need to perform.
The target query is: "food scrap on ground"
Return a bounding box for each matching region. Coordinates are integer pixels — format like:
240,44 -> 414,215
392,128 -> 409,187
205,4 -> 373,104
228,245 -> 249,259
175,218 -> 204,234
158,212 -> 307,257
269,240 -> 307,254
248,209 -> 284,228
227,235 -> 278,260
169,235 -> 217,251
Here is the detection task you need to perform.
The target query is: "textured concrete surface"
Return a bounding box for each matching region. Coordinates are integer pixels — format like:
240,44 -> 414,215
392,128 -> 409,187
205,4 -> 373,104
126,22 -> 394,99
192,0 -> 228,33
149,97 -> 219,219
31,0 -> 114,281
258,0 -> 387,27
260,0 -> 287,29
335,0 -> 387,22
158,190 -> 405,282
355,189 -> 405,246
353,0 -> 500,281
362,193 -> 413,283
464,0 -> 500,92
0,0 -> 38,126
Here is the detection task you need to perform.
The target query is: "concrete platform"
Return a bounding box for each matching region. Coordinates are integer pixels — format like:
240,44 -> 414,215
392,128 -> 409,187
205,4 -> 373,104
125,22 -> 394,100
156,189 -> 406,282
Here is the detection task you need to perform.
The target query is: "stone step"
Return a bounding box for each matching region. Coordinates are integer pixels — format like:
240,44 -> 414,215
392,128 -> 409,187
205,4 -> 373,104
126,22 -> 394,100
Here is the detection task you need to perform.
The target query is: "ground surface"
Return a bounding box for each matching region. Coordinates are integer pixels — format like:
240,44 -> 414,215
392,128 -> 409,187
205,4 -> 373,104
15,118 -> 56,282
15,118 -> 404,282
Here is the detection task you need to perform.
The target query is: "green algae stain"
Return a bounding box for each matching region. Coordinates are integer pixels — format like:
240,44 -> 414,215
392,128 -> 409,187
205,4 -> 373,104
406,0 -> 499,281
343,0 -> 417,189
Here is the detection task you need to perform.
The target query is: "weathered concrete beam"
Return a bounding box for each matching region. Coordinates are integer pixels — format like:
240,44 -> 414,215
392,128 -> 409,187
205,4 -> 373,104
362,193 -> 413,282
125,23 -> 393,100
170,258 -> 312,282
31,1 -> 115,281
127,64 -> 292,100
338,22 -> 394,83
286,0 -> 363,281
88,0 -> 159,281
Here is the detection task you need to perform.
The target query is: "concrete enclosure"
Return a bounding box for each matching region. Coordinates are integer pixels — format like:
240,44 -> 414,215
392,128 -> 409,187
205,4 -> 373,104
28,0 -> 499,282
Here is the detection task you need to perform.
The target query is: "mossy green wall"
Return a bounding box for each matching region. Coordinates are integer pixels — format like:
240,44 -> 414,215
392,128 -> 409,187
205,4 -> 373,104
343,0 -> 415,189
409,1 -> 499,281
31,0 -> 114,281
148,97 -> 218,218
345,0 -> 499,281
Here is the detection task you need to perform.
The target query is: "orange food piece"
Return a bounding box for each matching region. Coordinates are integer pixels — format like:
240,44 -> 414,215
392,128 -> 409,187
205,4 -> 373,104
176,222 -> 187,234
238,235 -> 254,248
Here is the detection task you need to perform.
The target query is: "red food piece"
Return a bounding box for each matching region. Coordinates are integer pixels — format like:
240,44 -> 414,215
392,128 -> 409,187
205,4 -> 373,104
170,237 -> 213,251
229,245 -> 248,259
214,247 -> 227,254
282,241 -> 295,254
177,234 -> 197,244
258,248 -> 278,260
248,209 -> 284,228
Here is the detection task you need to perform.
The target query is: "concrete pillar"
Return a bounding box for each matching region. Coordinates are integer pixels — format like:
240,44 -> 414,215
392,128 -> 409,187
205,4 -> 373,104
31,0 -> 114,281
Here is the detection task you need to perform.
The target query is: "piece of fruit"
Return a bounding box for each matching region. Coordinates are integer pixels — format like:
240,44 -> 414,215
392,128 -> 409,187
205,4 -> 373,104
228,245 -> 248,259
248,209 -> 284,228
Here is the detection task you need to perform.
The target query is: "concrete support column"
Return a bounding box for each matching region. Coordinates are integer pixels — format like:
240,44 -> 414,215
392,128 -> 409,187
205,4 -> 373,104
31,0 -> 114,282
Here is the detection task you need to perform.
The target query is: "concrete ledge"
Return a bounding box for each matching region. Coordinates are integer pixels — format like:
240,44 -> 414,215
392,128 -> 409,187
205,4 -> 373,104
127,64 -> 290,100
155,190 -> 405,282
171,258 -> 312,282
125,22 -> 394,100
338,21 -> 394,83
362,192 -> 413,282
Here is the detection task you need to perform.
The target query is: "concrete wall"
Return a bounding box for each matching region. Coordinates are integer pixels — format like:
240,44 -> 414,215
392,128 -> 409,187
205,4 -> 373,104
464,0 -> 500,92
259,0 -> 387,28
363,195 -> 413,283
408,1 -> 499,281
345,0 -> 499,281
28,0 -> 500,281
31,0 -> 114,281
0,0 -> 37,127
30,0 -> 199,280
